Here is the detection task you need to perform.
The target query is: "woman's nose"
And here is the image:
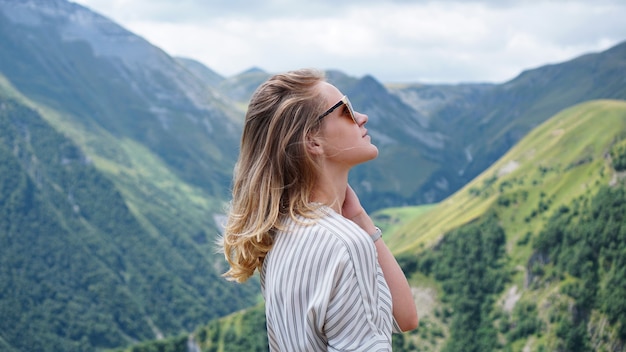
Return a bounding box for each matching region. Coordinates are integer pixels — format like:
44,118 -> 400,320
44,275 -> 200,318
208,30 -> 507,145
355,111 -> 368,126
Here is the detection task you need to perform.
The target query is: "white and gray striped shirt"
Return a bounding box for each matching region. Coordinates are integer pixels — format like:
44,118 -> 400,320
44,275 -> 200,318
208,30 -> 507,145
261,206 -> 400,351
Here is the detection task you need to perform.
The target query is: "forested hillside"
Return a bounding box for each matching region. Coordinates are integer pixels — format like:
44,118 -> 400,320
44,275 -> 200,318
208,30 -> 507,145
123,100 -> 626,351
0,1 -> 262,349
0,96 -> 257,351
395,99 -> 626,351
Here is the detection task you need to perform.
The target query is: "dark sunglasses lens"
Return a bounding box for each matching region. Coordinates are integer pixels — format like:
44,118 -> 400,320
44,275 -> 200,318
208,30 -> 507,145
345,97 -> 356,123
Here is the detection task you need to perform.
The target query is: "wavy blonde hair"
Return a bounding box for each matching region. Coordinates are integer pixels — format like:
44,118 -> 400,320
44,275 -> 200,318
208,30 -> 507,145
221,69 -> 328,282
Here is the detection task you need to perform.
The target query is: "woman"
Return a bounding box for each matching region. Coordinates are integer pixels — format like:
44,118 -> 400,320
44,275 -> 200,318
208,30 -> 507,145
222,68 -> 418,351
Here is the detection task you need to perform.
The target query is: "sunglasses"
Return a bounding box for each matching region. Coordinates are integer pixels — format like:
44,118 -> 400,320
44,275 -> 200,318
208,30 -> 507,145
317,95 -> 357,124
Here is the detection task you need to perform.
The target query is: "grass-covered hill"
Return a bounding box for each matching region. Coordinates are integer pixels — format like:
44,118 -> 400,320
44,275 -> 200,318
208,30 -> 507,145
0,76 -> 258,352
123,99 -> 626,351
386,99 -> 626,351
390,99 -> 626,255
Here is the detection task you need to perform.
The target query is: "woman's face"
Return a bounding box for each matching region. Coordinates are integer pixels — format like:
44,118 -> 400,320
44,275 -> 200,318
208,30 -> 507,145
315,82 -> 379,168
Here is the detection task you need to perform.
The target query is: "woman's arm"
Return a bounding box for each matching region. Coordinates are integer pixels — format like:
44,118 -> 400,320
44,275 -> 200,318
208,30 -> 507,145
342,185 -> 419,332
372,237 -> 419,331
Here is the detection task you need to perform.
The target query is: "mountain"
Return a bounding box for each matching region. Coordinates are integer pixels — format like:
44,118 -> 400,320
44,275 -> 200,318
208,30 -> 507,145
0,91 -> 258,351
180,42 -> 626,211
388,41 -> 626,207
175,57 -> 225,88
128,99 -> 626,351
215,68 -> 271,110
386,99 -> 626,351
0,0 -> 242,198
1,0 -> 625,350
0,0 -> 259,350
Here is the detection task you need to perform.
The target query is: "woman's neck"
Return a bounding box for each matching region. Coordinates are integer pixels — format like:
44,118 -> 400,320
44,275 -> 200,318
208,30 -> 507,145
310,168 -> 349,214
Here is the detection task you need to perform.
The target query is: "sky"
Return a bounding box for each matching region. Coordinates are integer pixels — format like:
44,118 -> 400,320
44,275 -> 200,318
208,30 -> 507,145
72,0 -> 626,84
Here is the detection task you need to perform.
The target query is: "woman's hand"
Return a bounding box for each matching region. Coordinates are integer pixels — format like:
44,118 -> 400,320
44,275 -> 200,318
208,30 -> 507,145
341,184 -> 363,220
342,185 -> 376,234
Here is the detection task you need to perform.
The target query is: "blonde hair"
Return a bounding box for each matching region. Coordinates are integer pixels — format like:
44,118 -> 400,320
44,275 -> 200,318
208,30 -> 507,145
221,69 -> 327,282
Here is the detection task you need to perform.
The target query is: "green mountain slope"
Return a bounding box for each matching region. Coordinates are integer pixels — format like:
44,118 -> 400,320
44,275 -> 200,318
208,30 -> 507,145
0,80 -> 257,351
387,99 -> 626,351
0,2 -> 263,349
390,99 -> 626,255
128,99 -> 626,351
0,0 -> 241,200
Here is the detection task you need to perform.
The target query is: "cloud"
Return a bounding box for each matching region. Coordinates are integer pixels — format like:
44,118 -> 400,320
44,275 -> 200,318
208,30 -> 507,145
73,0 -> 626,83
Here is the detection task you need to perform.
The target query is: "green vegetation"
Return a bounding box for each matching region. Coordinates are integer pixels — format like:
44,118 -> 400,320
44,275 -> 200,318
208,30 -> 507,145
387,100 -> 626,351
388,99 -> 626,255
0,19 -> 241,199
400,211 -> 509,351
115,304 -> 268,352
372,204 -> 436,235
610,138 -> 626,171
531,185 -> 626,348
0,98 -> 257,351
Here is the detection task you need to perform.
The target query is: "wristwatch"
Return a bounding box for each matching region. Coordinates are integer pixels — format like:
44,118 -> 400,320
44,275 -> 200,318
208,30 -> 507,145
370,227 -> 382,242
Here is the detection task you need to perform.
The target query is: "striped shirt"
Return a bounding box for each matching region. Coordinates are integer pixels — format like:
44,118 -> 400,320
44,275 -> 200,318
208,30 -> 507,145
260,206 -> 400,351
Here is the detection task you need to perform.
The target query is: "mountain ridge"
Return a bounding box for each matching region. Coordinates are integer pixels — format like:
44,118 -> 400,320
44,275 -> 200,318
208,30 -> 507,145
0,0 -> 243,199
0,0 -> 625,350
179,39 -> 626,208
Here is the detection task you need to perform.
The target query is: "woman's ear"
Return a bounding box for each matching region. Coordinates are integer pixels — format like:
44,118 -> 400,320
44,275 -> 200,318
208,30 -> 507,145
306,132 -> 324,156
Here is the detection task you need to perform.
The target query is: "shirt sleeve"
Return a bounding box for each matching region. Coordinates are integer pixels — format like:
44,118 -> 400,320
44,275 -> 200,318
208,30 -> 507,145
322,232 -> 395,351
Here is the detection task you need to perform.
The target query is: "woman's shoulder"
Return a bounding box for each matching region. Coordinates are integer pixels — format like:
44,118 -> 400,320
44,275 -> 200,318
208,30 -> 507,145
270,211 -> 377,272
276,206 -> 373,254
314,209 -> 373,250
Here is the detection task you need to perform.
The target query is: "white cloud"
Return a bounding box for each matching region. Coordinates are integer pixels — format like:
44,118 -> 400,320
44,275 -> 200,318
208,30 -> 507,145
72,0 -> 626,83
